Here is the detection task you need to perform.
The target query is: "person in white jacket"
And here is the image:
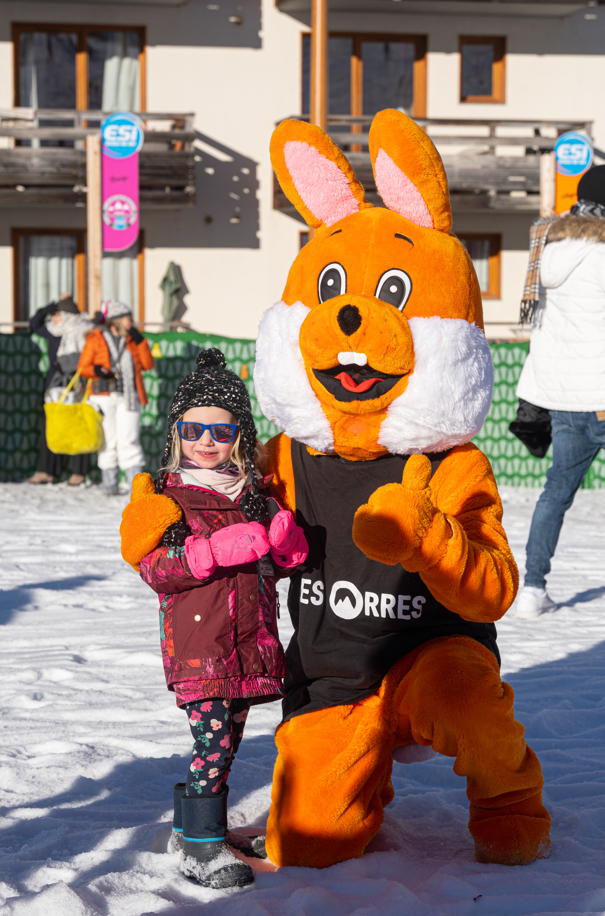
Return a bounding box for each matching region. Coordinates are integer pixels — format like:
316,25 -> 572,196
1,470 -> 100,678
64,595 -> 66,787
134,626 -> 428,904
515,166 -> 605,619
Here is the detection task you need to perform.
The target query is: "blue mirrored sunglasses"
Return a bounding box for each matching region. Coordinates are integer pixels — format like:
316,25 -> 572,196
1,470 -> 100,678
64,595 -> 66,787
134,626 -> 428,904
177,421 -> 239,444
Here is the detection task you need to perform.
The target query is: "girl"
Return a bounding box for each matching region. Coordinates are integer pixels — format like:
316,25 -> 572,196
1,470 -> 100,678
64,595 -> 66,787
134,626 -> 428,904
79,299 -> 154,494
135,348 -> 307,889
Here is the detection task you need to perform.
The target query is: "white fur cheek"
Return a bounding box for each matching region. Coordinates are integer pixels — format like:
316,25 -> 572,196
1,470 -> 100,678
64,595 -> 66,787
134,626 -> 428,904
378,316 -> 494,455
254,301 -> 335,453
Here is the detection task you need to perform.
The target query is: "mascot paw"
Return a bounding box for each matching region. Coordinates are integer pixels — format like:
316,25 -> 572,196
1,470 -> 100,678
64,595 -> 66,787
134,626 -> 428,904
353,455 -> 449,569
120,472 -> 182,571
470,797 -> 552,866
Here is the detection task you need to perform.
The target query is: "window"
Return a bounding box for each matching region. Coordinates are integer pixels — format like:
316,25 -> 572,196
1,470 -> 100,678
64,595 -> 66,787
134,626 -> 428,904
300,231 -> 310,249
459,37 -> 505,103
13,229 -> 145,322
13,229 -> 86,322
458,234 -> 501,298
302,33 -> 427,121
13,23 -> 145,113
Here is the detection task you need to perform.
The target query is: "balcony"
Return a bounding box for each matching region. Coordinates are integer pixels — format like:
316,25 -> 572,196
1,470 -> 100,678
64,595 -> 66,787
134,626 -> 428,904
0,109 -> 195,208
274,115 -> 594,219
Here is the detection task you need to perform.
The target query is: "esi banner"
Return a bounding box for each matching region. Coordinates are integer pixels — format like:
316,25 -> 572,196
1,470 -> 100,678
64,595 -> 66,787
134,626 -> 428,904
101,113 -> 144,252
554,131 -> 593,215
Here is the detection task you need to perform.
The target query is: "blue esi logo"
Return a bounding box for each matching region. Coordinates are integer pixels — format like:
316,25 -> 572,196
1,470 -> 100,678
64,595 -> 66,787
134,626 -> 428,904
554,131 -> 593,177
101,113 -> 144,160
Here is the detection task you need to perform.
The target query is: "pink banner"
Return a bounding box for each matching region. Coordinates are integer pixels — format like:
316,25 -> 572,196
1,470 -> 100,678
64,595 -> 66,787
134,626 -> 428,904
102,152 -> 139,252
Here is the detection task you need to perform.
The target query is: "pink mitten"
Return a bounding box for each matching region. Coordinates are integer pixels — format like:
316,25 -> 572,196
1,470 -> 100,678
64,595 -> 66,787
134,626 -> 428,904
185,536 -> 217,580
269,510 -> 309,568
209,521 -> 270,567
185,522 -> 271,579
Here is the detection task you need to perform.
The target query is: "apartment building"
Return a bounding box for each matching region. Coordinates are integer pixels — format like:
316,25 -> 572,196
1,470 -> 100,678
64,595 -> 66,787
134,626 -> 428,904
0,0 -> 602,339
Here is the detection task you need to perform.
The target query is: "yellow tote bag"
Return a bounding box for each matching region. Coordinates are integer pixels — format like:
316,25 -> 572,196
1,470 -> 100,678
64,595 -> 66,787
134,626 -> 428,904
44,371 -> 104,455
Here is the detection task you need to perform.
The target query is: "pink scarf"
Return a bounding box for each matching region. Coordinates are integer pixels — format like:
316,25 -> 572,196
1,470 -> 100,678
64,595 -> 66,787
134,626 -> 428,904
179,459 -> 247,501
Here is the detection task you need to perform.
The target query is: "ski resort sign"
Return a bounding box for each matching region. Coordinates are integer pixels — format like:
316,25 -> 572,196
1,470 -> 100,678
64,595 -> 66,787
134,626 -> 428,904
101,113 -> 144,252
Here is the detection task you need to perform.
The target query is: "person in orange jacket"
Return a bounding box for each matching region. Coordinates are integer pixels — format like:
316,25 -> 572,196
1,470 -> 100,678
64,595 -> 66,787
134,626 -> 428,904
78,299 -> 154,494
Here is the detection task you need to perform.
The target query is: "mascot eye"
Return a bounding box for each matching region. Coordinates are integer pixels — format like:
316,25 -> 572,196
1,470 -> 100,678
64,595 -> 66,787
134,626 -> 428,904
318,263 -> 346,303
375,269 -> 412,311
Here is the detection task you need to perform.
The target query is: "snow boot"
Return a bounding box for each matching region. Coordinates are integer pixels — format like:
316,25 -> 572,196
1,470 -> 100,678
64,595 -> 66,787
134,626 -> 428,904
170,782 -> 186,852
124,466 -> 144,490
226,831 -> 267,860
171,783 -> 264,860
67,474 -> 86,487
101,468 -> 120,496
180,790 -> 254,888
515,586 -> 556,620
26,471 -> 54,485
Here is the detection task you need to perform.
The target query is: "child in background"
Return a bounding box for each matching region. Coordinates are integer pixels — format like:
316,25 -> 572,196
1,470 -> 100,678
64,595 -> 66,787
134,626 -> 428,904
130,348 -> 307,889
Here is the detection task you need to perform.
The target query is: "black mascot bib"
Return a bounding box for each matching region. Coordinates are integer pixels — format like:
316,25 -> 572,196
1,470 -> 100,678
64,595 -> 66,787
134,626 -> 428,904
283,440 -> 499,721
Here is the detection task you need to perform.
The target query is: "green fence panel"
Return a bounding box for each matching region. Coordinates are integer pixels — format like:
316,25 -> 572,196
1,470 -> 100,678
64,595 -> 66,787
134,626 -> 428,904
0,330 -> 279,482
139,330 -> 279,475
0,333 -> 47,481
2,331 -> 605,486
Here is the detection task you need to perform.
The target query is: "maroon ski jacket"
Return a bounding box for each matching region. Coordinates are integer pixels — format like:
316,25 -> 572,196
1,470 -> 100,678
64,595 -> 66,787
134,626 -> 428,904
139,473 -> 286,702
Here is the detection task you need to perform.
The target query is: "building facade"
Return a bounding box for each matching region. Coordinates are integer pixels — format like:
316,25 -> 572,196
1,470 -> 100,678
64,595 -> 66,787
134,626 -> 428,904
0,0 -> 603,340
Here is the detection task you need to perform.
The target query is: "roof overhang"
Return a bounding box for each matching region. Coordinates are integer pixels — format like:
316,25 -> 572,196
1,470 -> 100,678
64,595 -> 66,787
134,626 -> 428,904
277,0 -> 599,17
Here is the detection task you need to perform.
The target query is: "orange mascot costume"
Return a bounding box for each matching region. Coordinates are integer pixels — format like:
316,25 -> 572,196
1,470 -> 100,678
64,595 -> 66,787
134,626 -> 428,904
121,110 -> 551,869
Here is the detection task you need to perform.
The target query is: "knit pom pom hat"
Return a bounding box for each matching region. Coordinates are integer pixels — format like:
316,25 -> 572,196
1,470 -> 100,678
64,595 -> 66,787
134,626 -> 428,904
160,347 -> 267,522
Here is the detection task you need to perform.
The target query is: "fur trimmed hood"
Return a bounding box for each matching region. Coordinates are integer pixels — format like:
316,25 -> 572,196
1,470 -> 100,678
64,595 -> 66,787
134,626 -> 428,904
546,214 -> 605,244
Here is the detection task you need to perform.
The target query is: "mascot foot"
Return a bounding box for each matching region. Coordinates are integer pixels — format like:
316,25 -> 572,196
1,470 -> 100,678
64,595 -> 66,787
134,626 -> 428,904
469,796 -> 552,866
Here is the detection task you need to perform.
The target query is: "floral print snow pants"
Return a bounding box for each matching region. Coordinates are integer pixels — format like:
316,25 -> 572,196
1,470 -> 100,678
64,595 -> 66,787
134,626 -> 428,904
184,697 -> 250,797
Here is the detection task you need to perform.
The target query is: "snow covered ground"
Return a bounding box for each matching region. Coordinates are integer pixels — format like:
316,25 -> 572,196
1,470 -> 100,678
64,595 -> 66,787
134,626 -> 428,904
1,482 -> 604,916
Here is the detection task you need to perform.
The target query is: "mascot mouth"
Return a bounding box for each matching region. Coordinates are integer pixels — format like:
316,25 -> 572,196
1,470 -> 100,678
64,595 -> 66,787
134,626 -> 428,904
313,364 -> 405,402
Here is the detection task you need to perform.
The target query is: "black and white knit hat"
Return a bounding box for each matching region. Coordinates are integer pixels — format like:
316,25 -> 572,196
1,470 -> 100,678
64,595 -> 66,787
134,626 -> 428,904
160,347 -> 267,522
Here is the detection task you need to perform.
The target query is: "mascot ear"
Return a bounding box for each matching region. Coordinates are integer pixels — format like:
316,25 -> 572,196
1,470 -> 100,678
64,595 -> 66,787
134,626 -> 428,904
369,109 -> 452,233
270,119 -> 372,230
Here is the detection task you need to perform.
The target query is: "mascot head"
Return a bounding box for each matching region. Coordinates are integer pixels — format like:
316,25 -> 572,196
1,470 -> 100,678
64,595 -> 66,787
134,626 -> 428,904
254,110 -> 494,461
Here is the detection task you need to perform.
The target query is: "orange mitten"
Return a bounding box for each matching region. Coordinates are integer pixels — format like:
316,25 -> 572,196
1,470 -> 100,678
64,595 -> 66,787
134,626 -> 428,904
352,454 -> 452,571
120,473 -> 183,571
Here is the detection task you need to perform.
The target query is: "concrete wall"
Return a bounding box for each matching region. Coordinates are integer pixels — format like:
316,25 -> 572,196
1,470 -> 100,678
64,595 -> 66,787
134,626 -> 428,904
1,0 -> 604,338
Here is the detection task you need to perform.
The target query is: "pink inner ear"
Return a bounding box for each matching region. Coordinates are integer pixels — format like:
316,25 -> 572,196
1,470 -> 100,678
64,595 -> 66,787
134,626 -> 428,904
284,140 -> 361,227
374,148 -> 433,229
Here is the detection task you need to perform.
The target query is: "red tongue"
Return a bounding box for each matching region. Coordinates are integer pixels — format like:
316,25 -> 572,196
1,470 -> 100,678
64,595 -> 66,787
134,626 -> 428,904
335,371 -> 384,393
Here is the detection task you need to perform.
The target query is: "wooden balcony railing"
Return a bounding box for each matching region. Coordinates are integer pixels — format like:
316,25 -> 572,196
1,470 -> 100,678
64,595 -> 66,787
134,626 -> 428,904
0,109 -> 195,208
275,115 -> 596,216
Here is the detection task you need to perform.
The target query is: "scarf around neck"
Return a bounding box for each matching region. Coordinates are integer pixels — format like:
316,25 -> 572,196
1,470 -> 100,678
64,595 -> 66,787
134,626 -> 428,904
46,312 -> 93,357
103,330 -> 137,411
520,200 -> 605,324
571,199 -> 605,219
179,458 -> 247,501
519,217 -> 554,325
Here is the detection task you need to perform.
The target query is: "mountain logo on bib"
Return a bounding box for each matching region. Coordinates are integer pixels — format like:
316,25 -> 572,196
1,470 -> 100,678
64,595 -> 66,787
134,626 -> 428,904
329,581 -> 364,619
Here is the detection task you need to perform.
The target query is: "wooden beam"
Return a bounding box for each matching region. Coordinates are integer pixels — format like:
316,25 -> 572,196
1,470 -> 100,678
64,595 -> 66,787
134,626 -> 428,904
310,0 -> 327,131
86,133 -> 102,316
540,152 -> 556,217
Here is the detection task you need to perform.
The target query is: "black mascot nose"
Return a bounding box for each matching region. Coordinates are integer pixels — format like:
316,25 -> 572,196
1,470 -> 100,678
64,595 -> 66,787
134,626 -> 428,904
337,305 -> 362,337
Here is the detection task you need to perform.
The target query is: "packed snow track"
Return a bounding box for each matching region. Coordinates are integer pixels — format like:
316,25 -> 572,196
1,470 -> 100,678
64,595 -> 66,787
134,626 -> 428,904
0,482 -> 604,915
